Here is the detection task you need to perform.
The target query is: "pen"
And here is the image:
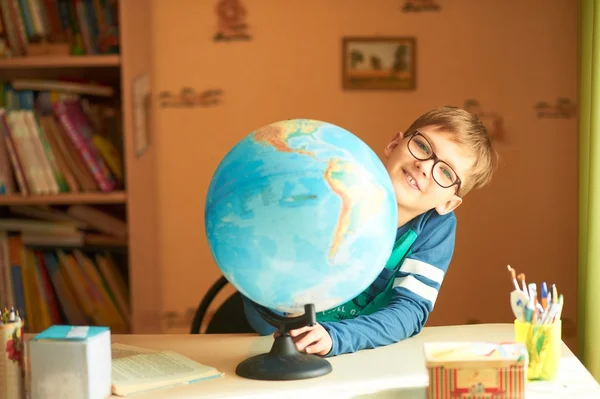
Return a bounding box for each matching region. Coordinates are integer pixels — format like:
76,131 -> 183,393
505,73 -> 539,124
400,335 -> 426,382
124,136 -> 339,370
540,291 -> 553,324
552,284 -> 558,304
518,274 -> 529,299
536,302 -> 544,314
528,283 -> 537,305
507,265 -> 521,292
541,282 -> 548,310
541,303 -> 554,324
525,293 -> 535,322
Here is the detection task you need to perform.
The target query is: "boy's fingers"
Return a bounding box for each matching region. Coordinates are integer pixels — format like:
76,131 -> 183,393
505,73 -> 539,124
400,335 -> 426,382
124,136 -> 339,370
305,341 -> 327,355
290,330 -> 310,344
294,329 -> 321,351
289,325 -> 313,337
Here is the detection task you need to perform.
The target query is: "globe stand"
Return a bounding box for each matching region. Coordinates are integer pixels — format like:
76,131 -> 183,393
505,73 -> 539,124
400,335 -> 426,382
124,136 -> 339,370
235,303 -> 333,381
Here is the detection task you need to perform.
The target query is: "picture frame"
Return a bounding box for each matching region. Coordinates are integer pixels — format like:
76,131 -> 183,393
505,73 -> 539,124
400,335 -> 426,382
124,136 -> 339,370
342,37 -> 416,91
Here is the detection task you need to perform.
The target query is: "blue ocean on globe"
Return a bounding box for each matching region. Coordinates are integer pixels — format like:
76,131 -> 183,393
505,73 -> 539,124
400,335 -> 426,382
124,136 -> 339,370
205,119 -> 398,314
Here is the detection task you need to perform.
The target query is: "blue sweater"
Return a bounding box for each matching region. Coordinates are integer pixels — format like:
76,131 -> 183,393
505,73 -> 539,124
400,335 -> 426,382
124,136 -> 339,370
242,209 -> 457,357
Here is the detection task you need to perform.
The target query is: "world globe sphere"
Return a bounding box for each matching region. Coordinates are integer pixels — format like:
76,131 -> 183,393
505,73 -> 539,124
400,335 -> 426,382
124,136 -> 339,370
204,119 -> 398,314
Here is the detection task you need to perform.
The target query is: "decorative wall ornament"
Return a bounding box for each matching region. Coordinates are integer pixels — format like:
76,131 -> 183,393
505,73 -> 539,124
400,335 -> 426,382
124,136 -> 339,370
533,98 -> 576,119
464,99 -> 506,142
342,37 -> 416,90
213,0 -> 251,42
402,0 -> 441,12
132,74 -> 151,157
158,88 -> 223,108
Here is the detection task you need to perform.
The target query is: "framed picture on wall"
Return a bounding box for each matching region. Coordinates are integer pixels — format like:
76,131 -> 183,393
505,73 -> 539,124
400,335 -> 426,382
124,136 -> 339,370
342,37 -> 416,90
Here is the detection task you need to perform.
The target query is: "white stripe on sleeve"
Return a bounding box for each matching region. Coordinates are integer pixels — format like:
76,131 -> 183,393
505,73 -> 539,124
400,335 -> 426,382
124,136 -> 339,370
393,275 -> 439,305
399,258 -> 444,284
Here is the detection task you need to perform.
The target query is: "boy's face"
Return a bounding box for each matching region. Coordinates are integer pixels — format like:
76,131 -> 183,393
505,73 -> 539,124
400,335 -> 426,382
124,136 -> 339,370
383,125 -> 475,217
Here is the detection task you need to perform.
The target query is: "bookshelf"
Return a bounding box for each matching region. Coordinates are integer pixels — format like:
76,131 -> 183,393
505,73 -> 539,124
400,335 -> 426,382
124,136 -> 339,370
0,55 -> 121,69
0,1 -> 159,334
0,192 -> 127,205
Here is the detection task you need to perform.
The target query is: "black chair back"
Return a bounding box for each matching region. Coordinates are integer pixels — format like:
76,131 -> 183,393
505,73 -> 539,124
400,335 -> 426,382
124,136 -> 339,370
190,275 -> 254,334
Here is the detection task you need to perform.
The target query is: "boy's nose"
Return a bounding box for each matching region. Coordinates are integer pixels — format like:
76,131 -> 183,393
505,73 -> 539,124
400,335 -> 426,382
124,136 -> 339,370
415,159 -> 435,178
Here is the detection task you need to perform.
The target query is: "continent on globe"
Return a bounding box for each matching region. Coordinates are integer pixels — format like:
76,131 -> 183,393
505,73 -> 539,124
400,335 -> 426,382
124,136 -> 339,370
205,119 -> 398,314
253,119 -> 321,157
324,159 -> 352,259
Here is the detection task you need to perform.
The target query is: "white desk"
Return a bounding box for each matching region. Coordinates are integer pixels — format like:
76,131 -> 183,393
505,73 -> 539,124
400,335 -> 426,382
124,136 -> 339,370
110,324 -> 600,399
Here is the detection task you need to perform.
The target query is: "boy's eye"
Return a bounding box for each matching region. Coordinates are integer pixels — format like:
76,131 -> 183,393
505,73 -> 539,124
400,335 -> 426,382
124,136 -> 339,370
440,167 -> 454,181
416,140 -> 430,154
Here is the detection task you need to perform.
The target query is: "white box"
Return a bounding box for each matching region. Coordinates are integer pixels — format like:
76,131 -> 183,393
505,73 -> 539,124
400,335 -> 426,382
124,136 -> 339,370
29,325 -> 111,399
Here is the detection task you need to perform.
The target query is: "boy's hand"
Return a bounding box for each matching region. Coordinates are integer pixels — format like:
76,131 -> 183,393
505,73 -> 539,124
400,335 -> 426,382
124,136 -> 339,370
289,323 -> 332,356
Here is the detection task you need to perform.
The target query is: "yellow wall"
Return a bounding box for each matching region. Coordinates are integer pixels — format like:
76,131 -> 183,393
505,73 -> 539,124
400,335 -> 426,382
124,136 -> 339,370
151,0 -> 578,349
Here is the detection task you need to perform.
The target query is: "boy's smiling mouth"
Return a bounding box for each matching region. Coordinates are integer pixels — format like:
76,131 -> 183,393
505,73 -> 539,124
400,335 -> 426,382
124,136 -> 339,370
403,169 -> 421,191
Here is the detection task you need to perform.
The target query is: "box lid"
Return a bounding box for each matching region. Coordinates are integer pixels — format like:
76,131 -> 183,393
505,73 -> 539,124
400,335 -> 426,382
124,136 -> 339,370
33,325 -> 109,342
423,342 -> 527,368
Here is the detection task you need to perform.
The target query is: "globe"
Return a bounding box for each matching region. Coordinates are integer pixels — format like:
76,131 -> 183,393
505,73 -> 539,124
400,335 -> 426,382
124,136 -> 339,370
205,119 -> 398,315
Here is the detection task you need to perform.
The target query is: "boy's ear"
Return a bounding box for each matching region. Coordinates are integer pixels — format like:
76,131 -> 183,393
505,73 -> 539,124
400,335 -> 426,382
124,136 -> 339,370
435,195 -> 463,215
384,131 -> 404,158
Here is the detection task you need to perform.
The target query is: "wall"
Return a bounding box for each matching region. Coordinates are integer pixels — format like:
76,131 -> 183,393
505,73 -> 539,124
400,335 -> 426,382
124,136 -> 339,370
150,0 -> 579,350
121,0 -> 162,335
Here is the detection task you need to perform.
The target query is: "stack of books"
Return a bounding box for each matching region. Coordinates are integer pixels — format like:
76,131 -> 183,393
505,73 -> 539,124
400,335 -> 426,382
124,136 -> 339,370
0,204 -> 130,334
0,80 -> 124,196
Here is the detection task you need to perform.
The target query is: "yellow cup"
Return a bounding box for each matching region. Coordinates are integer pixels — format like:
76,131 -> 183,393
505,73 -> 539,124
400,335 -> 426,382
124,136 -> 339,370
514,319 -> 561,381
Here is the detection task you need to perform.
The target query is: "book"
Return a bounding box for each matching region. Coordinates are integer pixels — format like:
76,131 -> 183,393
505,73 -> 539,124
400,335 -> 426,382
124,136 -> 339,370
0,91 -> 124,195
110,343 -> 223,396
11,80 -> 114,97
1,230 -> 132,333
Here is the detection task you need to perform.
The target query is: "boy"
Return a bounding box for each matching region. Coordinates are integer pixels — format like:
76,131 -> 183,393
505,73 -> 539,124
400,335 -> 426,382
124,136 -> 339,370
242,106 -> 496,357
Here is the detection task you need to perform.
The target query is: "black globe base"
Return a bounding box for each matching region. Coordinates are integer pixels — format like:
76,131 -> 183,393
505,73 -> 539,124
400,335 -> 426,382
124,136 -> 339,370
235,303 -> 333,381
235,333 -> 332,380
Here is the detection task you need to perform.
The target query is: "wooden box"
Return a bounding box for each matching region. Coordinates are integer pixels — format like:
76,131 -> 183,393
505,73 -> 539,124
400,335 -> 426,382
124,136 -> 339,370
424,342 -> 527,399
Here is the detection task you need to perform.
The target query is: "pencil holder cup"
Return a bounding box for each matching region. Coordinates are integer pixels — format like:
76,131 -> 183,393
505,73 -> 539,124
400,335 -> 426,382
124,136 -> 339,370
514,319 -> 561,381
1,320 -> 26,399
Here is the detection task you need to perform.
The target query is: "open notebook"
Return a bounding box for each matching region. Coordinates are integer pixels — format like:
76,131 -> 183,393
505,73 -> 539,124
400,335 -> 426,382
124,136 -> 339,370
111,343 -> 223,396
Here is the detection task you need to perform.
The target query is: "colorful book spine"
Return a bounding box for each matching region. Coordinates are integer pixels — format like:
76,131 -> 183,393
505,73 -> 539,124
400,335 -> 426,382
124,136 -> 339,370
0,111 -> 28,195
53,100 -> 115,192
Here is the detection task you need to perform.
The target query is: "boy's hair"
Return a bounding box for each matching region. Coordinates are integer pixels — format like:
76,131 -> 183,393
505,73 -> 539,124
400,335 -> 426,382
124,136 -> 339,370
405,105 -> 497,196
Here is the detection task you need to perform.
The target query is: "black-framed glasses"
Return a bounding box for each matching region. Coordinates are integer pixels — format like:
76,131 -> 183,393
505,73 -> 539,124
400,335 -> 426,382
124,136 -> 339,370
407,131 -> 462,194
